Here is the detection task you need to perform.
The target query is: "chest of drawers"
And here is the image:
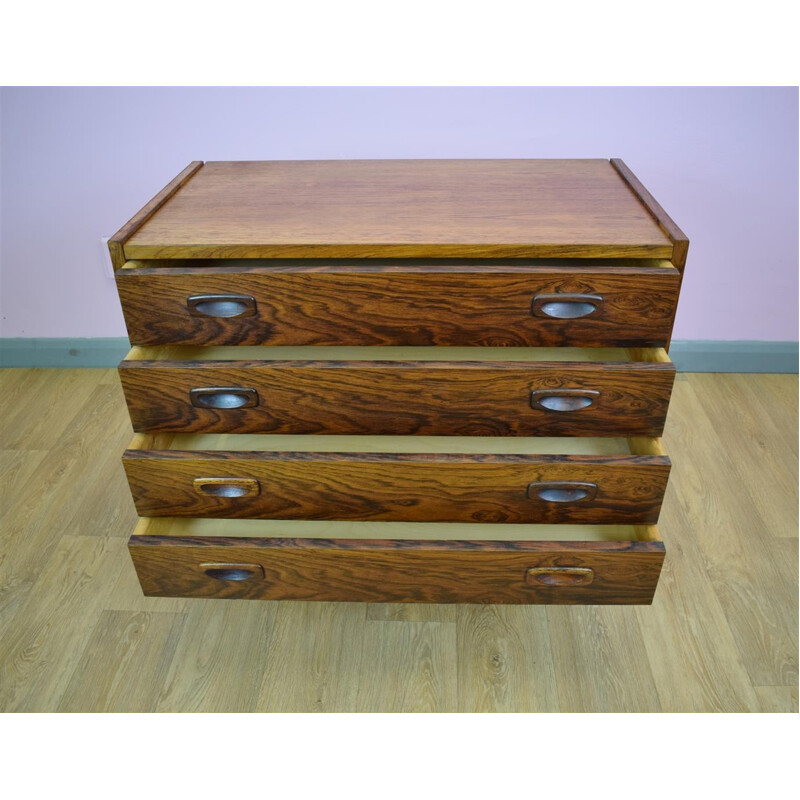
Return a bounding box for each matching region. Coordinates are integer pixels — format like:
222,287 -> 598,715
110,158 -> 687,604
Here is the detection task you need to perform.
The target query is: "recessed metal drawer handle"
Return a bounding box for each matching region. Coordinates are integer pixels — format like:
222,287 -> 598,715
200,563 -> 265,581
527,481 -> 598,503
194,477 -> 261,498
532,293 -> 602,319
530,389 -> 599,412
190,387 -> 259,409
531,293 -> 602,319
525,567 -> 594,587
187,294 -> 256,318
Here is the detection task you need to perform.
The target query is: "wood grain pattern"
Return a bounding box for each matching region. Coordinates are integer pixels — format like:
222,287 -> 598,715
118,357 -> 675,436
610,159 -> 689,269
152,600 -> 277,712
664,374 -> 799,686
116,262 -> 681,347
0,534 -> 132,711
128,535 -> 666,604
123,447 -> 670,523
688,373 -> 797,539
255,602 -> 367,712
611,158 -> 689,350
1,368 -> 795,710
354,620 -> 457,711
546,603 -> 662,711
122,160 -> 674,260
455,604 -> 558,711
107,162 -> 204,270
56,610 -> 186,712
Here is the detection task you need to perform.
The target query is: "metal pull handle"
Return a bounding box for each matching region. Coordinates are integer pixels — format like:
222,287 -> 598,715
530,389 -> 599,412
526,567 -> 594,587
194,477 -> 261,498
187,294 -> 256,318
527,481 -> 598,503
531,293 -> 602,319
200,563 -> 265,581
189,387 -> 259,409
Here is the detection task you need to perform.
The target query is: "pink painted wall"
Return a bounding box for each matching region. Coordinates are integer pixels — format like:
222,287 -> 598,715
1,87 -> 797,340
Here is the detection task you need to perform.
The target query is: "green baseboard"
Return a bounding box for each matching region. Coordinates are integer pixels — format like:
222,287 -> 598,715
0,338 -> 797,372
0,338 -> 131,368
667,340 -> 798,373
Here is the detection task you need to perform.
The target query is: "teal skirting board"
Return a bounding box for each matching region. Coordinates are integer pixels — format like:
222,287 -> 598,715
0,338 -> 797,372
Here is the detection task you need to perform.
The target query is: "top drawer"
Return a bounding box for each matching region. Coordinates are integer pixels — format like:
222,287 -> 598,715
116,260 -> 681,348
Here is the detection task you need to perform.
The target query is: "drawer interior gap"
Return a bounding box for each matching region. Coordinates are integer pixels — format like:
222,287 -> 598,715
132,517 -> 661,543
626,347 -> 672,364
125,345 -> 669,364
129,433 -> 663,456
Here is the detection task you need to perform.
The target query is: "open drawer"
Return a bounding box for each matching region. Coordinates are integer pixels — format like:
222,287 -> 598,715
116,258 -> 681,348
123,434 -> 670,524
118,346 -> 675,437
128,518 -> 666,604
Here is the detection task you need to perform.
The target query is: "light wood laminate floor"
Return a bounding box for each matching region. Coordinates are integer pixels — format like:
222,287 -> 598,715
0,369 -> 797,712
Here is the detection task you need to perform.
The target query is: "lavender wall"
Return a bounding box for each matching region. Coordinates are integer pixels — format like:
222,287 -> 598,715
1,87 -> 797,340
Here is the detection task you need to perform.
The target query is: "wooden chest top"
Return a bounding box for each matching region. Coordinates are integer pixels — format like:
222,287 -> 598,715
122,159 -> 674,260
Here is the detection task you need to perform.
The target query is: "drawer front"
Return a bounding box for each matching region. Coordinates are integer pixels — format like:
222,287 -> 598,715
116,264 -> 680,348
118,360 -> 675,437
129,535 -> 666,604
123,450 -> 670,523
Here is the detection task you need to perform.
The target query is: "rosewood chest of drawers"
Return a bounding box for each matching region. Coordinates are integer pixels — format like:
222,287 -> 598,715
109,158 -> 688,604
